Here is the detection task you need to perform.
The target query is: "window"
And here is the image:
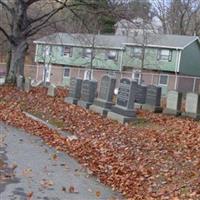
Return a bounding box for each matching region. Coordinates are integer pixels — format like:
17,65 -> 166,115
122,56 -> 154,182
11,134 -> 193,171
84,70 -> 93,80
83,48 -> 92,58
63,68 -> 70,77
62,46 -> 72,57
157,49 -> 172,61
159,74 -> 168,85
132,70 -> 141,83
131,47 -> 142,58
106,50 -> 118,60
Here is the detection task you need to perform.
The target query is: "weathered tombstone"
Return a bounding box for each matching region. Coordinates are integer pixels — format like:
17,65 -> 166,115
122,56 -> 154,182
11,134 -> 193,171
89,75 -> 116,116
16,75 -> 24,90
77,80 -> 97,109
135,84 -> 147,109
65,77 -> 82,105
107,78 -> 137,123
163,90 -> 182,116
24,77 -> 32,92
47,84 -> 56,97
143,85 -> 162,113
183,92 -> 200,119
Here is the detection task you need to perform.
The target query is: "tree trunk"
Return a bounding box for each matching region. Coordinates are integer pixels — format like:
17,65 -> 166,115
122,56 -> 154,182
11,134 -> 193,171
6,48 -> 12,78
6,41 -> 28,83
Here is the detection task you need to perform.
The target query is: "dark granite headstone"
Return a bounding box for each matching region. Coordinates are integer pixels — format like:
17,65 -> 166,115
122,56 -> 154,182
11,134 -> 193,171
77,80 -> 97,109
143,85 -> 162,112
89,75 -> 116,116
107,78 -> 137,123
134,84 -> 147,109
65,77 -> 82,104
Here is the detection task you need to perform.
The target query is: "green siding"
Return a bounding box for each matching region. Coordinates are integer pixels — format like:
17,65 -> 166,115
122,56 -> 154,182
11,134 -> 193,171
123,46 -> 178,72
179,40 -> 200,76
35,44 -> 122,71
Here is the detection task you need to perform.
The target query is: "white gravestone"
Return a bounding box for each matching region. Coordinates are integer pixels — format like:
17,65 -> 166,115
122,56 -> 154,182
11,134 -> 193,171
164,91 -> 182,116
184,92 -> 200,119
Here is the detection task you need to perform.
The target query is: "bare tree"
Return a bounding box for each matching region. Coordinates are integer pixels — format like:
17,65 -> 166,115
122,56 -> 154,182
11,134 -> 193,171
0,0 -> 100,83
153,0 -> 200,35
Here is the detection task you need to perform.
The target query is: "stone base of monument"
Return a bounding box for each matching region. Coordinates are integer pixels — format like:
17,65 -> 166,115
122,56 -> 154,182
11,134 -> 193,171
182,112 -> 200,119
107,111 -> 136,124
89,99 -> 113,116
89,105 -> 109,116
143,104 -> 163,113
163,108 -> 181,116
64,97 -> 79,105
134,103 -> 143,109
77,100 -> 92,109
107,105 -> 136,124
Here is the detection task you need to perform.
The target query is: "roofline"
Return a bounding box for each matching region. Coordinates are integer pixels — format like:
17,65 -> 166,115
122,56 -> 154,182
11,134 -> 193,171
182,37 -> 200,49
33,41 -> 124,50
123,43 -> 183,50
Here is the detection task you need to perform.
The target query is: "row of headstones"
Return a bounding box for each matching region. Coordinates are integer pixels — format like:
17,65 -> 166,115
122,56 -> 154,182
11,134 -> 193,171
164,91 -> 200,119
64,75 -> 162,123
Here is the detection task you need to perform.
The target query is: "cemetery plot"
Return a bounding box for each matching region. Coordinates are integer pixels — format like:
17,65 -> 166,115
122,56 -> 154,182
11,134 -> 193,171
0,85 -> 199,199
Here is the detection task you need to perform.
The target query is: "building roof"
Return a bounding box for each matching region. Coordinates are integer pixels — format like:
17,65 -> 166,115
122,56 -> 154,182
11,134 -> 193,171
34,33 -> 128,49
34,32 -> 199,50
125,34 -> 199,49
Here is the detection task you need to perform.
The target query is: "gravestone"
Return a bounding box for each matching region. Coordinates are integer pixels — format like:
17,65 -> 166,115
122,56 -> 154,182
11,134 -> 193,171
24,77 -> 32,92
77,80 -> 97,109
16,75 -> 24,90
47,84 -> 56,97
89,75 -> 116,116
143,85 -> 162,113
107,78 -> 137,123
183,92 -> 200,119
135,84 -> 147,109
65,77 -> 82,105
163,90 -> 182,116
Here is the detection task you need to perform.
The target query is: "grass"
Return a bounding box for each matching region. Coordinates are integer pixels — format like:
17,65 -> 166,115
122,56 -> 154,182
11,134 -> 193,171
48,118 -> 65,129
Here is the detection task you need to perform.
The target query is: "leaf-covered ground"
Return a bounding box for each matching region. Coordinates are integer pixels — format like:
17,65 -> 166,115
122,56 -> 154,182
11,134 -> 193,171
0,85 -> 199,200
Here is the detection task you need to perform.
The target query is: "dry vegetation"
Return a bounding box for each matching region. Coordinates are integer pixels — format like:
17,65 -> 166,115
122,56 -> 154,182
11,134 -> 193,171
0,85 -> 199,199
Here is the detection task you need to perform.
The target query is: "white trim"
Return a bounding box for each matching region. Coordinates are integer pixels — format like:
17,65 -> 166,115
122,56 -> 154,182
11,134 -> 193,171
44,64 -> 51,82
119,50 -> 124,72
177,50 -> 182,73
124,43 -> 183,50
35,44 -> 39,63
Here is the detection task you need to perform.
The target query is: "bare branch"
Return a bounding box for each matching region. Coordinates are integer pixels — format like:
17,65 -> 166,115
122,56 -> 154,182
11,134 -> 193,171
0,0 -> 12,13
0,26 -> 10,41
